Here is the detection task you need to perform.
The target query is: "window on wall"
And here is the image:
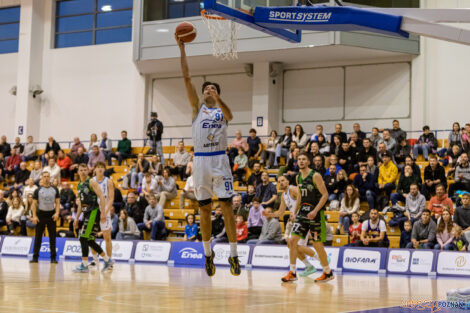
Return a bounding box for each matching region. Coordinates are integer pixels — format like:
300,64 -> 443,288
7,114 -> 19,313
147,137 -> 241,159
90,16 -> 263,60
143,0 -> 203,21
55,0 -> 133,48
0,6 -> 20,54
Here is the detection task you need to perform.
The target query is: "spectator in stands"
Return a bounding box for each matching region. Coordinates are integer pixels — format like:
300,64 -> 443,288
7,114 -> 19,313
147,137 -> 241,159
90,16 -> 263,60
29,160 -> 43,185
146,112 -> 164,159
434,208 -> 454,250
309,124 -> 325,143
179,174 -> 195,210
255,172 -> 277,209
233,148 -> 248,184
337,185 -> 360,235
316,134 -> 330,155
445,145 -> 461,177
0,190 -> 7,227
246,207 -> 282,245
116,209 -> 140,240
404,183 -> 426,225
125,192 -> 144,224
135,153 -> 150,187
422,155 -> 446,199
21,194 -> 35,236
247,128 -> 262,160
236,215 -> 248,243
428,184 -> 454,219
285,142 -> 298,165
325,154 -> 342,176
357,138 -> 377,168
43,158 -> 61,183
13,137 -> 23,155
228,130 -> 248,165
42,137 -> 61,165
87,145 -> 106,172
171,141 -> 191,181
308,142 -> 324,161
390,120 -> 407,142
413,125 -> 437,161
184,213 -> 199,242
59,181 -> 75,219
369,127 -> 382,149
0,153 -> 5,182
247,197 -> 265,239
211,205 -> 227,243
70,137 -> 85,160
232,194 -> 247,220
448,152 -> 470,197
69,147 -> 88,180
138,193 -> 166,240
22,178 -> 37,203
378,151 -> 398,202
0,136 -> 11,157
401,156 -> 421,180
243,185 -> 256,208
312,155 -> 326,177
149,154 -> 163,177
107,130 -> 132,166
400,220 -> 413,248
88,133 -> 98,152
376,142 -> 393,165
99,131 -> 113,160
353,123 -> 367,140
260,130 -> 278,169
325,164 -> 338,202
331,123 -> 347,143
366,156 -> 379,182
247,161 -> 262,187
57,150 -> 72,180
141,173 -> 158,199
394,138 -> 412,167
338,141 -> 356,174
454,192 -> 470,244
439,122 -> 462,157
275,126 -> 292,167
21,136 -> 37,162
155,168 -> 177,207
113,189 -> 124,216
331,169 -> 349,203
6,197 -> 23,235
380,129 -> 396,152
13,162 -> 30,192
357,208 -> 389,247
292,124 -> 308,150
407,209 -> 436,249
347,212 -> 362,246
4,148 -> 21,177
390,165 -> 421,208
450,225 -> 469,251
348,132 -> 362,150
285,147 -> 300,184
354,165 -> 376,210
330,135 -> 342,156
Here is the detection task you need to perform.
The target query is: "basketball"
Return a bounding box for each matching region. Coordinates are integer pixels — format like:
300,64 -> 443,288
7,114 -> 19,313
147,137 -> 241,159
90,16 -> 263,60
176,21 -> 197,43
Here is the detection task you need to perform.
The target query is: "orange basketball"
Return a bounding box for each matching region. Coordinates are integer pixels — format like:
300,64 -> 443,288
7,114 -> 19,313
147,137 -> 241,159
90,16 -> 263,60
176,21 -> 197,43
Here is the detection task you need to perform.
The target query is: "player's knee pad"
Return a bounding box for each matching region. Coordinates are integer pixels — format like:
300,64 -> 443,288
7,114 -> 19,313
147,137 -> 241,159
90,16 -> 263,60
198,198 -> 212,207
218,197 -> 232,203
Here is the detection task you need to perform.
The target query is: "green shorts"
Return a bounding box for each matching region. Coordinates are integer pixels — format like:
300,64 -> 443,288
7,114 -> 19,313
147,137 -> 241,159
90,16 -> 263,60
291,210 -> 326,242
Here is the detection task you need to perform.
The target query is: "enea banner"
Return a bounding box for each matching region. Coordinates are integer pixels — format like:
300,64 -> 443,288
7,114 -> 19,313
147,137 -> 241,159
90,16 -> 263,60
29,237 -> 66,260
170,241 -> 205,266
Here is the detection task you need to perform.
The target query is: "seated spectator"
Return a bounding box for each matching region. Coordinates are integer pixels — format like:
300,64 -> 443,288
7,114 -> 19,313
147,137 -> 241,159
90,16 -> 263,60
13,162 -> 30,192
405,184 -> 426,225
357,138 -> 377,167
107,130 -> 132,166
336,185 -> 360,235
57,150 -> 72,180
247,162 -> 262,187
99,131 -> 113,160
428,184 -> 454,219
69,147 -> 88,179
330,135 -> 342,156
255,172 -> 277,209
390,165 -> 421,208
0,136 -> 11,158
366,156 -> 379,182
242,185 -> 256,209
260,130 -> 278,168
369,127 -> 382,149
308,142 -> 324,162
184,214 -> 199,242
29,160 -> 43,185
448,152 -> 470,198
155,168 -> 177,206
4,148 -> 21,177
21,136 -> 37,161
22,178 -> 38,203
274,126 -> 292,167
135,153 -> 150,187
247,197 -> 265,239
348,132 -> 362,150
325,165 -> 338,202
0,190 -> 7,227
232,194 -> 247,220
394,138 -> 412,167
149,154 -> 163,176
312,155 -> 325,177
377,142 -> 395,165
407,209 -> 436,249
141,173 -> 157,199
70,137 -> 85,160
246,207 -> 282,244
233,148 -> 248,184
137,193 -> 166,240
330,169 -> 349,203
247,128 -> 262,160
285,142 -> 298,165
116,209 -> 140,240
59,182 -> 76,220
87,145 -> 106,172
125,191 -> 145,225
347,212 -> 362,246
379,129 -> 396,152
338,142 -> 357,174
43,158 -> 61,183
88,133 -> 98,152
400,220 -> 412,248
413,125 -> 437,161
450,225 -> 469,251
110,206 -> 119,239
377,151 -> 398,202
356,208 -> 389,247
6,197 -> 23,235
211,205 -> 227,243
121,160 -> 137,190
422,155 -> 446,199
434,208 -> 454,250
353,165 -> 376,210
68,198 -> 84,236
112,188 -> 124,215
42,137 -> 61,165
353,123 -> 367,140
285,147 -> 300,184
331,123 -> 347,144
316,134 -> 330,155
308,124 -> 325,144
444,145 -> 461,176
171,141 -> 191,181
0,153 -> 4,182
463,124 -> 470,153
228,130 -> 248,165
325,154 -> 342,176
438,122 -> 462,158
390,120 -> 407,142
401,156 -> 422,180
292,124 -> 308,150
454,192 -> 470,245
236,214 -> 248,243
20,193 -> 36,236
179,174 -> 196,210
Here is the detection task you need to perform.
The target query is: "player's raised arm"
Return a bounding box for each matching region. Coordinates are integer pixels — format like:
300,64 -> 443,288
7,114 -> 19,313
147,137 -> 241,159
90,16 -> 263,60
175,35 -> 200,120
210,91 -> 233,122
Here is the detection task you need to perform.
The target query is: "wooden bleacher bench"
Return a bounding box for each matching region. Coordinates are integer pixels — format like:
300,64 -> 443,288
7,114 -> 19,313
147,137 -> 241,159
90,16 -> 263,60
333,235 -> 348,247
164,209 -> 196,220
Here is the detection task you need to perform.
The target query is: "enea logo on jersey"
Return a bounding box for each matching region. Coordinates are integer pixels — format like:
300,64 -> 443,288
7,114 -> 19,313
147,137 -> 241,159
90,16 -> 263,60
179,247 -> 203,259
201,119 -> 222,129
268,11 -> 332,23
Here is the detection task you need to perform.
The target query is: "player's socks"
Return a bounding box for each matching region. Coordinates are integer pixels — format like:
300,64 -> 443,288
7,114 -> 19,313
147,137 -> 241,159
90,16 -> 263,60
229,242 -> 238,257
83,260 -> 88,267
301,258 -> 313,267
203,241 -> 212,257
290,264 -> 296,274
102,255 -> 109,262
324,265 -> 332,274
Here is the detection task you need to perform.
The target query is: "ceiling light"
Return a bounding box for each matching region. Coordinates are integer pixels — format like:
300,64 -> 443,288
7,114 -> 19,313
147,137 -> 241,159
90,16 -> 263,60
156,29 -> 169,33
101,5 -> 112,12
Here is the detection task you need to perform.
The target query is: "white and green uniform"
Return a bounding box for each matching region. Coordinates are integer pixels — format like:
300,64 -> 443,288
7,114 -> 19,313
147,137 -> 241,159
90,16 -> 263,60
93,176 -> 111,231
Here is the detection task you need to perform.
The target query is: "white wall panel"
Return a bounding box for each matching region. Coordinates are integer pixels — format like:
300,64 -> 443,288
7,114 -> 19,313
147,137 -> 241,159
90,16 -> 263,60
0,53 -> 18,140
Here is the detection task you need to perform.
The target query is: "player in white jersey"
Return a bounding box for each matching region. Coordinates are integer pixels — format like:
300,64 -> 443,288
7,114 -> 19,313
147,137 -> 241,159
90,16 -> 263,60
89,162 -> 114,270
270,175 -> 322,277
176,34 -> 240,277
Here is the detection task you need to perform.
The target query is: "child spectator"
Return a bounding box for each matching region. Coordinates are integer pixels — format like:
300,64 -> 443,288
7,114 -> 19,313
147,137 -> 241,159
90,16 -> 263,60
184,214 -> 199,242
434,208 -> 454,250
400,220 -> 412,248
236,215 -> 248,243
6,197 -> 23,235
450,225 -> 469,251
348,212 -> 362,246
233,148 -> 248,184
247,197 -> 265,239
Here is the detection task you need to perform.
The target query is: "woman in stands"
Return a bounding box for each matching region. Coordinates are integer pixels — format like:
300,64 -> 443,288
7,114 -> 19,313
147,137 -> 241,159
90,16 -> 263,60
6,197 -> 23,235
116,210 -> 140,240
292,124 -> 308,151
434,208 -> 454,250
439,122 -> 462,158
260,130 -> 278,169
88,133 -> 98,153
337,184 -> 360,235
330,135 -> 342,156
21,193 -> 36,236
316,134 -> 330,156
332,169 -> 349,203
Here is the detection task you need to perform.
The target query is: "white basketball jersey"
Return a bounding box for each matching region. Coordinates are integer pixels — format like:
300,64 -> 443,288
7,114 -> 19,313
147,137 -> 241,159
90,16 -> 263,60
283,187 -> 297,211
93,176 -> 109,203
192,104 -> 228,154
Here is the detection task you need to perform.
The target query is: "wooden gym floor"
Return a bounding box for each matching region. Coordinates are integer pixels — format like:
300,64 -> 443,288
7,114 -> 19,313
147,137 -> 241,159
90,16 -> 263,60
0,257 -> 467,313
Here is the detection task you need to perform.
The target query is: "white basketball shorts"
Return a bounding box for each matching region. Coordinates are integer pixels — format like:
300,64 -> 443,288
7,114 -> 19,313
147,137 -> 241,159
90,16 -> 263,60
193,152 -> 234,201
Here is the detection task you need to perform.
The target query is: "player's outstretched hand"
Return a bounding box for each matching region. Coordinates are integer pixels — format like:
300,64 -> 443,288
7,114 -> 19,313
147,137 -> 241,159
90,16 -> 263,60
175,33 -> 184,48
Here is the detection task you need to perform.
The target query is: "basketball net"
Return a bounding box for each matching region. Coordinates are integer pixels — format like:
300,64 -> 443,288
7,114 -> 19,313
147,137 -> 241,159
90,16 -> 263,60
201,10 -> 240,60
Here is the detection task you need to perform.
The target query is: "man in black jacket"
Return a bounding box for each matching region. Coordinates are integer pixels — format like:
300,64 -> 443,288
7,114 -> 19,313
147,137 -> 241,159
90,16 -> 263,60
422,155 -> 446,200
274,126 -> 292,167
212,205 -> 227,242
0,136 -> 11,157
146,112 -> 164,159
338,142 -> 356,174
331,123 -> 348,143
247,162 -> 262,187
125,192 -> 146,224
357,138 -> 377,167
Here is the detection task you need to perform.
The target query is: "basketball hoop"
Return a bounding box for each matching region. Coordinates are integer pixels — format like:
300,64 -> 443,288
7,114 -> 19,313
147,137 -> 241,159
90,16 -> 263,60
201,9 -> 240,60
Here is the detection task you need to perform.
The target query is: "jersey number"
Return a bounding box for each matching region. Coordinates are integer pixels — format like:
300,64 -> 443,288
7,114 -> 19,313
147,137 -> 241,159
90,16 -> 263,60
214,113 -> 223,121
301,188 -> 308,197
224,182 -> 233,191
